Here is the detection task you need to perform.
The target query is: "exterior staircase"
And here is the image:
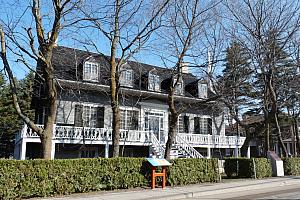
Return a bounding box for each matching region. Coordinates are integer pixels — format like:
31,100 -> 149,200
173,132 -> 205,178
149,132 -> 203,159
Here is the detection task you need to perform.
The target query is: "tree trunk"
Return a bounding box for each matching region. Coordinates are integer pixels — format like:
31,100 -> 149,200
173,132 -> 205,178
265,122 -> 270,155
274,114 -> 288,157
240,129 -> 252,157
164,114 -> 178,160
40,129 -> 53,159
111,105 -> 120,157
109,0 -> 121,157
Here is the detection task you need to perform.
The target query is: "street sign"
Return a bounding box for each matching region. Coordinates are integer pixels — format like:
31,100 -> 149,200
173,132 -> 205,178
146,158 -> 172,167
146,158 -> 171,189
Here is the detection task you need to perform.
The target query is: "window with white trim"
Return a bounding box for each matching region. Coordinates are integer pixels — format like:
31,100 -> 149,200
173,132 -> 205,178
178,115 -> 189,133
198,82 -> 208,99
83,106 -> 98,127
120,69 -> 133,87
174,79 -> 184,95
74,105 -> 104,128
83,61 -> 99,81
120,109 -> 139,130
148,72 -> 160,91
194,117 -> 212,134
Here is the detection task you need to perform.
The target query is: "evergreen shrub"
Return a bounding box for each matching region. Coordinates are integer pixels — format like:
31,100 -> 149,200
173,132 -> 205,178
283,157 -> 300,175
224,158 -> 272,179
0,157 -> 219,199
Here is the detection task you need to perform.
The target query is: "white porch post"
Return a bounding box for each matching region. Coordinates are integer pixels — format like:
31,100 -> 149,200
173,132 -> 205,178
105,141 -> 109,158
234,147 -> 239,158
207,147 -> 211,158
20,140 -> 27,160
51,141 -> 56,159
247,146 -> 251,158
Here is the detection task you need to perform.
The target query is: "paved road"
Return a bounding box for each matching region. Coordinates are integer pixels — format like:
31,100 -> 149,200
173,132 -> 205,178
33,177 -> 300,200
185,184 -> 300,199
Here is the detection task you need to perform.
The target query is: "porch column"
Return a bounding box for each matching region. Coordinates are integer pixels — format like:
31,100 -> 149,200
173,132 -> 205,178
234,147 -> 239,158
247,146 -> 251,158
51,141 -> 56,160
105,142 -> 109,158
20,140 -> 27,160
207,147 -> 211,158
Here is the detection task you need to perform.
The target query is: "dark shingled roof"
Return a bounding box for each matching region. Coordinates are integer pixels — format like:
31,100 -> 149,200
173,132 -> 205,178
52,46 -> 203,97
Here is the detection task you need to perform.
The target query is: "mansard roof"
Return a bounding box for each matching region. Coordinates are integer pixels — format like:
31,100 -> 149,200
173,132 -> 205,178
52,46 -> 207,98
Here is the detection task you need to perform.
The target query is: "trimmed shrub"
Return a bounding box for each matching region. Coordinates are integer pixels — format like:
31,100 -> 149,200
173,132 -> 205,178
0,158 -> 219,200
224,158 -> 272,179
168,158 -> 219,186
252,158 -> 272,178
283,158 -> 300,175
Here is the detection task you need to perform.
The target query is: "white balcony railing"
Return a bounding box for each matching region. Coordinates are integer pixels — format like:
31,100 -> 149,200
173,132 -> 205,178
19,124 -> 150,143
178,133 -> 246,147
17,124 -> 245,147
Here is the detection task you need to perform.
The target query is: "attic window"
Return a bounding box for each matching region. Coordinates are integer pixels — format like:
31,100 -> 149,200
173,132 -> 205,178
120,68 -> 133,87
83,61 -> 99,82
198,82 -> 207,99
148,71 -> 160,91
174,79 -> 184,95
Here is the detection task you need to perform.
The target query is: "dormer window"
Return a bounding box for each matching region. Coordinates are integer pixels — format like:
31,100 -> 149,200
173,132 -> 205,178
148,70 -> 160,91
198,82 -> 207,99
120,64 -> 133,87
83,61 -> 99,82
174,79 -> 184,95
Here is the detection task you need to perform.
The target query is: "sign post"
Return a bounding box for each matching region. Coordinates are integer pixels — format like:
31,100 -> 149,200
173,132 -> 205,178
146,158 -> 171,189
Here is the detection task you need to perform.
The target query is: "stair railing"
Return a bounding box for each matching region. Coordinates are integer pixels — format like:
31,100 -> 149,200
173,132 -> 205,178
149,131 -> 165,158
175,134 -> 203,158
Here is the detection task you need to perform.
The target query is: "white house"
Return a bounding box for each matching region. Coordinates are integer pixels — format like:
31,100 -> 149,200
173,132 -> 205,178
14,46 -> 246,160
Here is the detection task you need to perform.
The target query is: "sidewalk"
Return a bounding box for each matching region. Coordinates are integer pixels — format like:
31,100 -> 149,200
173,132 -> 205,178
34,176 -> 300,200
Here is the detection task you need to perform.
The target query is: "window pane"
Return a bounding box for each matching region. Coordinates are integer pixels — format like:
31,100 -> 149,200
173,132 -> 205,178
90,107 -> 97,127
127,110 -> 139,130
149,73 -> 160,91
120,69 -> 133,86
199,83 -> 207,98
178,116 -> 184,133
83,106 -> 90,127
84,62 -> 99,81
120,110 -> 126,129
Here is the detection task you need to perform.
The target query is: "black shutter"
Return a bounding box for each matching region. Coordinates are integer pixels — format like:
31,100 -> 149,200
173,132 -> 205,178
74,105 -> 83,127
194,117 -> 199,134
97,107 -> 105,128
208,118 -> 212,135
184,116 -> 189,133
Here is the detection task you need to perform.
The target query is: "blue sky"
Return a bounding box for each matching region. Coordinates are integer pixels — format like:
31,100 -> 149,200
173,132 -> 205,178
0,0 -> 219,80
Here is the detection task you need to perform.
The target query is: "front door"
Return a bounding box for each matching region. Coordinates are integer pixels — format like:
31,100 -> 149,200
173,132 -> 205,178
149,116 -> 160,141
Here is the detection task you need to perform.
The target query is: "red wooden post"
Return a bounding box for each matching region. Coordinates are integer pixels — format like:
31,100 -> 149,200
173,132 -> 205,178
162,166 -> 166,189
151,166 -> 167,189
147,158 -> 171,189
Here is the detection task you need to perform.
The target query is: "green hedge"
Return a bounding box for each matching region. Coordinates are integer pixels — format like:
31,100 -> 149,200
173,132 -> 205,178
283,158 -> 300,175
0,158 -> 219,200
224,158 -> 272,179
168,158 -> 219,185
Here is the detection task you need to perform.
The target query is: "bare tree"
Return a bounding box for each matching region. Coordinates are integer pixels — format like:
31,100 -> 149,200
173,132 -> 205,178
79,0 -> 171,157
224,0 -> 300,157
152,0 -> 221,159
0,0 -> 83,159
